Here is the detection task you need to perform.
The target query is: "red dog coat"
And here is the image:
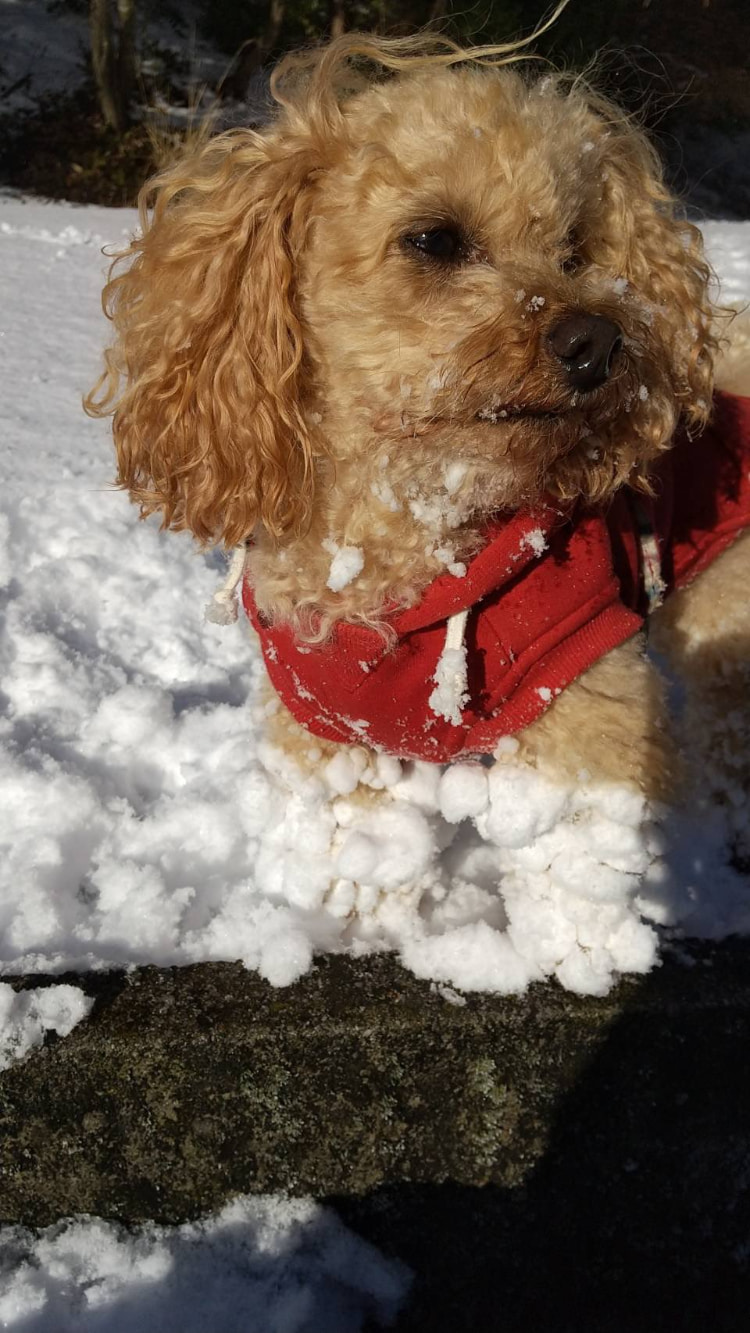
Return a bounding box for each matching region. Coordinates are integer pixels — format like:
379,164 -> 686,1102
243,391 -> 750,762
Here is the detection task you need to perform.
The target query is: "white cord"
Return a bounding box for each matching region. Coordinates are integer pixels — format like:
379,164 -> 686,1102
204,544 -> 249,625
428,607 -> 470,726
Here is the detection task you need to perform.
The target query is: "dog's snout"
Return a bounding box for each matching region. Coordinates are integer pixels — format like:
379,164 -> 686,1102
547,313 -> 623,393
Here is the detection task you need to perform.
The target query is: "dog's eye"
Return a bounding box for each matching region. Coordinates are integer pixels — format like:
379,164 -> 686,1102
404,226 -> 465,263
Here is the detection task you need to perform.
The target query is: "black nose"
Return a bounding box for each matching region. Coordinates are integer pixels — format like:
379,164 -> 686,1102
547,313 -> 623,393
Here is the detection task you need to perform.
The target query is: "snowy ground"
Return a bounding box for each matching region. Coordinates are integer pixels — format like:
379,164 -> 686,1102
0,1195 -> 409,1331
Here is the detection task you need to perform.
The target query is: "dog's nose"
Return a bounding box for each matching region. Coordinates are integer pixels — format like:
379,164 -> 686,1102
547,313 -> 623,393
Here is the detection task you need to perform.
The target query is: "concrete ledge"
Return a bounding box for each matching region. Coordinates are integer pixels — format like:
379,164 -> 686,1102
0,955 -> 617,1225
2,946 -> 750,1253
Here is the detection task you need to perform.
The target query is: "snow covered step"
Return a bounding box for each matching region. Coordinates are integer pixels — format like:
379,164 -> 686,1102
2,946 -> 750,1233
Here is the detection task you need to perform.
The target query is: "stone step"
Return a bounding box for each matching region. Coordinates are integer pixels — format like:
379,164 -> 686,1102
2,947 -> 750,1328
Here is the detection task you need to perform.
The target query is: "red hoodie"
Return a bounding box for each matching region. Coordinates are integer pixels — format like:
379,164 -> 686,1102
243,391 -> 750,763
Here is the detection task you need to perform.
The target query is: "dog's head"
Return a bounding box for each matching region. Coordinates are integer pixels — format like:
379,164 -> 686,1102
88,36 -> 718,553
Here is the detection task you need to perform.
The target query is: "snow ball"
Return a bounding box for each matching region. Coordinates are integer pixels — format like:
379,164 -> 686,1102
581,140 -> 595,153
439,763 -> 489,822
579,815 -> 651,875
505,888 -> 578,970
323,748 -> 368,796
578,783 -> 647,828
374,753 -> 402,789
550,845 -> 638,902
527,295 -> 546,312
606,914 -> 659,974
259,929 -> 314,987
495,736 -> 520,756
515,288 -> 526,302
612,276 -> 629,295
325,544 -> 364,592
536,686 -> 553,703
555,945 -> 614,996
433,544 -> 456,568
336,830 -> 379,882
392,760 -> 442,813
337,802 -> 434,890
638,384 -> 649,401
481,763 -> 570,848
402,921 -> 540,994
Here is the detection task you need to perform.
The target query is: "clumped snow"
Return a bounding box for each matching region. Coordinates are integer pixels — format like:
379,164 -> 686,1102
324,540 -> 365,592
0,983 -> 92,1072
0,1195 -> 410,1331
428,610 -> 470,727
1,195 -> 749,1000
519,527 -> 548,557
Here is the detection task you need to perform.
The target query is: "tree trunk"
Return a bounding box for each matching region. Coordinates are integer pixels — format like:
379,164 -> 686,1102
89,0 -> 136,133
266,0 -> 286,51
330,0 -> 346,40
216,0 -> 286,103
116,0 -> 137,116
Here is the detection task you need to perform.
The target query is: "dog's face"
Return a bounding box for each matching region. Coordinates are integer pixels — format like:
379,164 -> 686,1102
300,67 -> 713,513
92,51 -> 717,558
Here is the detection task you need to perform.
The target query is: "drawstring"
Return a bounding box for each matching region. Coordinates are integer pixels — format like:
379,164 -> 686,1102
429,607 -> 470,727
444,606 -> 469,656
205,541 -> 473,732
204,544 -> 249,625
630,497 -> 666,613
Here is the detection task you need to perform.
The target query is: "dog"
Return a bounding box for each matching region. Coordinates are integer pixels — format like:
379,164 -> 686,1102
86,33 -> 750,993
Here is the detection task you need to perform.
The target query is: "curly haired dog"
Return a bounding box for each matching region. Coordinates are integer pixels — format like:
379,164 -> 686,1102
87,32 -> 750,972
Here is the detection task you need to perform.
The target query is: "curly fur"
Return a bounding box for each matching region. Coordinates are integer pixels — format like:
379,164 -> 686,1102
86,32 -> 721,648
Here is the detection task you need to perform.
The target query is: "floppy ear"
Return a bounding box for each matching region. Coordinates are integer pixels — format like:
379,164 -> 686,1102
592,117 -> 719,432
86,127 -> 322,546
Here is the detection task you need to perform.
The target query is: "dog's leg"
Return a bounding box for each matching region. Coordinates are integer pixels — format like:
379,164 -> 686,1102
650,529 -> 750,861
454,636 -> 677,992
257,690 -> 445,926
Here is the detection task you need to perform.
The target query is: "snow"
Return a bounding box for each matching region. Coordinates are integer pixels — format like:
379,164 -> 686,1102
429,648 -> 469,726
1,195 -> 750,1004
324,542 -> 364,592
0,983 -> 92,1072
520,527 -> 548,557
0,1195 -> 410,1331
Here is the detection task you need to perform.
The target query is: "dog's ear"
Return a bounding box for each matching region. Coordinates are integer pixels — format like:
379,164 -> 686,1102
86,128 -> 321,546
592,118 -> 718,430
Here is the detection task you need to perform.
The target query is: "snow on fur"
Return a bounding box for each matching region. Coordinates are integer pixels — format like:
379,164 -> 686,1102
1,197 -> 750,997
